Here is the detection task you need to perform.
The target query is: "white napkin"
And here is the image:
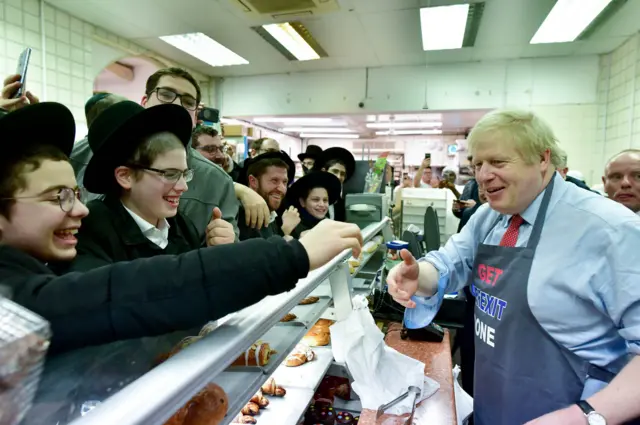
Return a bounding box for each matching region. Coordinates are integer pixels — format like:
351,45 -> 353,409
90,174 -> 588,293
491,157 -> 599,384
330,295 -> 439,415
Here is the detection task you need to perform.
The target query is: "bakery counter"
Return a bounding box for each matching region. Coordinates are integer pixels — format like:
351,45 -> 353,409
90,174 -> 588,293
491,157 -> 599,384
358,324 -> 457,425
65,218 -> 393,425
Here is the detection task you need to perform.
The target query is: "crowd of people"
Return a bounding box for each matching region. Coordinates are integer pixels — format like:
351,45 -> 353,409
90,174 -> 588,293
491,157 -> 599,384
1,62 -> 639,425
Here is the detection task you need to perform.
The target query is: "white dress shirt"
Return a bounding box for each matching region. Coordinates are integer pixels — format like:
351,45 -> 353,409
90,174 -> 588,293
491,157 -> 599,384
122,204 -> 170,249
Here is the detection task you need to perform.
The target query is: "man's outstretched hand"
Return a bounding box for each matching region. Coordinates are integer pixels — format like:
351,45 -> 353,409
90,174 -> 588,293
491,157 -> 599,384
1,74 -> 39,111
387,249 -> 421,308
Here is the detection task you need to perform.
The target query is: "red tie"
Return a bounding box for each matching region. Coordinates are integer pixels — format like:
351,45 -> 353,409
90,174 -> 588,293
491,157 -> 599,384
500,215 -> 524,247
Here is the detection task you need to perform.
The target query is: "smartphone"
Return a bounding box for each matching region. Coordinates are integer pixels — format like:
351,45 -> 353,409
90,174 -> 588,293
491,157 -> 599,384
424,153 -> 431,160
13,48 -> 32,99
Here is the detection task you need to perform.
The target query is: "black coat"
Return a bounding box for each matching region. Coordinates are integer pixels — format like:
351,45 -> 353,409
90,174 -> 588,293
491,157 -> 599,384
237,206 -> 284,241
67,196 -> 202,272
0,237 -> 309,354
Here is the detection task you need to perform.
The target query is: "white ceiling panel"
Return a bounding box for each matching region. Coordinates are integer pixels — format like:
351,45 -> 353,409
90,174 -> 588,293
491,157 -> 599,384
47,0 -> 639,77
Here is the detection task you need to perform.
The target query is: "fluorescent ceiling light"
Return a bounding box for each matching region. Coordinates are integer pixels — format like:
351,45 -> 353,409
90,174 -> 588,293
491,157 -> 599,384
300,133 -> 360,139
531,0 -> 613,44
367,122 -> 442,129
254,117 -> 335,124
159,33 -> 248,67
262,23 -> 320,61
280,127 -> 354,133
420,4 -> 469,51
376,130 -> 443,136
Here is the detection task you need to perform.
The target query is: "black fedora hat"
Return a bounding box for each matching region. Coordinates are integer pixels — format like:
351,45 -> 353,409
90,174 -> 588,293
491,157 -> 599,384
84,101 -> 193,194
2,102 -> 75,162
240,150 -> 296,187
313,147 -> 356,181
297,145 -> 323,162
287,171 -> 341,208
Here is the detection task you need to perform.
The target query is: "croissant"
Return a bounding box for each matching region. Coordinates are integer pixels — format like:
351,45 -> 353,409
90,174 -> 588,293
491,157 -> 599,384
261,377 -> 277,396
275,386 -> 286,397
234,415 -> 257,424
240,402 -> 259,416
249,391 -> 269,408
232,341 -> 275,367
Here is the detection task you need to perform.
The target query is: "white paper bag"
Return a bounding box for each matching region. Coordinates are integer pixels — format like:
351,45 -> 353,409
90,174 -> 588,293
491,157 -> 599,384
330,295 -> 439,415
452,365 -> 473,425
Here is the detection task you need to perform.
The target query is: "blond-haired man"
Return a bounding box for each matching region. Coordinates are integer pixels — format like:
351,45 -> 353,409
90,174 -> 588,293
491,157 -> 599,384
388,109 -> 640,425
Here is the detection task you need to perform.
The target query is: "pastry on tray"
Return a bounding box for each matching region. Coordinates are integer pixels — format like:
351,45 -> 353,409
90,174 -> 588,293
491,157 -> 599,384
347,256 -> 360,267
315,319 -> 334,328
299,296 -> 319,305
261,377 -> 286,396
240,402 -> 259,416
231,341 -> 275,367
232,414 -> 257,424
302,327 -> 330,347
285,343 -> 315,367
249,390 -> 269,408
163,383 -> 228,425
280,313 -> 297,322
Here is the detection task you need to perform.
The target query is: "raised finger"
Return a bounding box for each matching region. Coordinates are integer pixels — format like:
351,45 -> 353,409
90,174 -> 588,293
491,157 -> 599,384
25,91 -> 39,104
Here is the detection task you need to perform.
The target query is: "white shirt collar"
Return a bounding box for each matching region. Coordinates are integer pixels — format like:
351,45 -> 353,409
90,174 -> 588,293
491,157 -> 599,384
270,210 -> 278,224
122,203 -> 170,249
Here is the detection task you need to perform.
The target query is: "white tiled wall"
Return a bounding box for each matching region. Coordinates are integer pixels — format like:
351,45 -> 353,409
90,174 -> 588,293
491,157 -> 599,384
597,33 -> 640,177
0,0 -> 210,139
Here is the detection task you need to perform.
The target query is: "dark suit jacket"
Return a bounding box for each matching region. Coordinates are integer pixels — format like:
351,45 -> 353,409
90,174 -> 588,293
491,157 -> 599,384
68,196 -> 202,272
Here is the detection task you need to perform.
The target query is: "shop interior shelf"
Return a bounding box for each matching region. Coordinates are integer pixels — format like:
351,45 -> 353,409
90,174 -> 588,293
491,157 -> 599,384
218,298 -> 332,424
256,346 -> 335,425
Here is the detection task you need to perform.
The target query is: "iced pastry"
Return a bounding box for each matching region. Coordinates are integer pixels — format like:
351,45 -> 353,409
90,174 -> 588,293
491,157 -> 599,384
285,343 -> 315,367
231,341 -> 275,367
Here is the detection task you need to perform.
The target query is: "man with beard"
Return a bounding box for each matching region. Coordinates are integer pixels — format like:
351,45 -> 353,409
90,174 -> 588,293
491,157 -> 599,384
603,149 -> 640,215
238,152 -> 301,241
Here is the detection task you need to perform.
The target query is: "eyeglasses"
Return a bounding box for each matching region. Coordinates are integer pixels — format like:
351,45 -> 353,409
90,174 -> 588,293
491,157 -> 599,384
128,164 -> 194,184
2,187 -> 87,213
150,87 -> 198,111
197,145 -> 224,154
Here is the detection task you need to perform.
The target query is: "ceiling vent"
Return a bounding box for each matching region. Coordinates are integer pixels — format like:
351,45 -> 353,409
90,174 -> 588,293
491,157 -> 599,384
232,0 -> 340,18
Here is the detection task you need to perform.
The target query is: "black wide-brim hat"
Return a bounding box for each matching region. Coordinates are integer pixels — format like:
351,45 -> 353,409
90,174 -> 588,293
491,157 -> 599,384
287,171 -> 341,208
2,102 -> 75,162
297,144 -> 323,162
84,101 -> 193,194
239,150 -> 296,187
313,147 -> 356,181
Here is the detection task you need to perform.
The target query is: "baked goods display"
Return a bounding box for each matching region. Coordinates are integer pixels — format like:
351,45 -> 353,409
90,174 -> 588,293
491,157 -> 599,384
298,296 -> 320,305
232,414 -> 257,424
284,343 -> 315,367
0,297 -> 51,425
231,341 -> 276,367
280,313 -> 297,322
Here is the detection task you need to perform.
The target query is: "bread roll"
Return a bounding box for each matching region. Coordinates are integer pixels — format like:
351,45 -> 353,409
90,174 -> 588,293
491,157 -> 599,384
280,313 -> 296,322
302,328 -> 330,347
315,319 -> 334,328
261,377 -> 277,396
298,296 -> 319,305
164,383 -> 228,425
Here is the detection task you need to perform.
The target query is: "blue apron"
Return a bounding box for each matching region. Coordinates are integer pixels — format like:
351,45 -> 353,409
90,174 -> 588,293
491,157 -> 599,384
470,177 -> 632,424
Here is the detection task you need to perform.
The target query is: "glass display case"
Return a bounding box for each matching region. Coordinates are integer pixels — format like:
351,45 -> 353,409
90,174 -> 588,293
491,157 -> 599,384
38,218 -> 394,425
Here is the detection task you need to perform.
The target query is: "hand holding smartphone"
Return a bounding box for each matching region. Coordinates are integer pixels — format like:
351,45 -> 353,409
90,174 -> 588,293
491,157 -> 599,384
13,48 -> 32,99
